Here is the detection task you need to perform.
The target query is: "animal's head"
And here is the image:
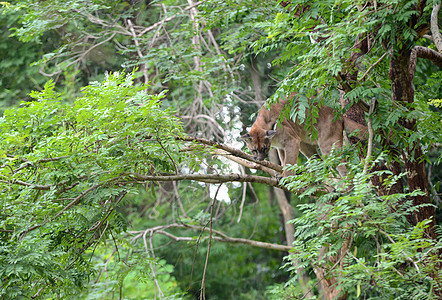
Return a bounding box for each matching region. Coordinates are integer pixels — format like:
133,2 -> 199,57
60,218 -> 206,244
241,129 -> 276,161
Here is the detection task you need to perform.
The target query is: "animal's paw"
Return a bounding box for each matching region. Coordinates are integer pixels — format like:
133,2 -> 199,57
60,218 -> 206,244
274,172 -> 283,183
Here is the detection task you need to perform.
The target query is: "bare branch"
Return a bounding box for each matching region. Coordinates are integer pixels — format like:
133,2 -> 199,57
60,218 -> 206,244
213,149 -> 281,175
423,34 -> 434,41
39,33 -> 117,77
75,10 -> 130,35
137,1 -> 205,37
179,115 -> 226,137
179,136 -> 283,173
0,179 -> 52,190
128,172 -> 290,192
431,1 -> 442,52
127,19 -> 149,85
409,45 -> 442,79
129,223 -> 293,252
200,184 -> 220,300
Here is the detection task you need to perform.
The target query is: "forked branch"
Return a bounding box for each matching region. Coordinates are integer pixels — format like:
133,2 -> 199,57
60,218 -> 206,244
129,223 -> 293,252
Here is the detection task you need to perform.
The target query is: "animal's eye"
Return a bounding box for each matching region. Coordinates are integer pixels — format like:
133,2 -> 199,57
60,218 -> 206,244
252,149 -> 258,154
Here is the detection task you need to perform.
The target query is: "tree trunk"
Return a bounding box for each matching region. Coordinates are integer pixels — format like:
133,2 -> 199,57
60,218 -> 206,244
249,55 -> 314,298
269,150 -> 314,299
389,48 -> 438,240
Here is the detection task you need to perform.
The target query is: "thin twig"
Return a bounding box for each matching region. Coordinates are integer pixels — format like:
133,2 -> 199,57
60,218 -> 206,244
237,182 -> 248,223
200,184 -> 221,300
300,248 -> 351,300
39,33 -> 116,77
0,179 -> 51,190
156,130 -> 178,174
149,231 -> 164,298
89,221 -> 109,262
23,177 -> 122,235
137,1 -> 205,37
127,19 -> 149,84
359,51 -> 389,81
377,228 -> 420,274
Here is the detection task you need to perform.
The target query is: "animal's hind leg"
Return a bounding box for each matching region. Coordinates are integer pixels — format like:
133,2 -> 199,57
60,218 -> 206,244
317,122 -> 347,177
299,142 -> 319,159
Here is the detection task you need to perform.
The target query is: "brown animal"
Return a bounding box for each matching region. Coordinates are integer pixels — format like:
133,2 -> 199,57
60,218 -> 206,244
241,99 -> 367,177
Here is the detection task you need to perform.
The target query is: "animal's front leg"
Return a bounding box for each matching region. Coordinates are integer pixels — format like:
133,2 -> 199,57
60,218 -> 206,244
277,148 -> 285,166
281,139 -> 300,178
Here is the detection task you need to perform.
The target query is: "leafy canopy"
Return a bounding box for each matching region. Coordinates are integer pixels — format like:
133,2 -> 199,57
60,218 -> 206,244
0,71 -> 194,298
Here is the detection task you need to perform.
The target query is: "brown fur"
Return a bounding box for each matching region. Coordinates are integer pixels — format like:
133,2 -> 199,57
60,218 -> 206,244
242,99 -> 367,177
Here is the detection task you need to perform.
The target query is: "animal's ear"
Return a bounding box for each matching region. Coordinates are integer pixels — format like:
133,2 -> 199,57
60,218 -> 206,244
241,133 -> 252,142
266,130 -> 276,138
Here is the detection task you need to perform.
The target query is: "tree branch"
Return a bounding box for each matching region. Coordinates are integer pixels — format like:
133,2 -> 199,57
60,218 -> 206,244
409,45 -> 442,79
363,98 -> 376,175
359,51 -> 389,82
128,172 -> 291,192
431,1 -> 442,52
127,19 -> 149,85
137,1 -> 205,37
179,136 -> 283,173
0,179 -> 52,190
129,223 -> 293,252
213,149 -> 282,175
39,32 -> 117,77
22,177 -> 123,235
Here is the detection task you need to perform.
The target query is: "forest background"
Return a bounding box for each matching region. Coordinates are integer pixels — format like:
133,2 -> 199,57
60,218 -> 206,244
0,0 -> 441,299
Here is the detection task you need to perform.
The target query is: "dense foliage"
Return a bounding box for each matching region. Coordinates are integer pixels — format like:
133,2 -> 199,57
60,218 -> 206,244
0,73 -> 185,297
0,0 -> 441,299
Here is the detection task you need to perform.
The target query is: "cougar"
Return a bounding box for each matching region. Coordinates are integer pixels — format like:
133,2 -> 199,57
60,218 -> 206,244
241,99 -> 367,177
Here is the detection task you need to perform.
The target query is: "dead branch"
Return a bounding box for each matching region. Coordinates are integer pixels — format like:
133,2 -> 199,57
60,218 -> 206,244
200,184 -> 220,300
179,115 -> 226,137
74,10 -> 130,35
39,33 -> 117,77
137,1 -> 205,37
127,19 -> 149,85
237,168 -> 248,223
129,223 -> 293,252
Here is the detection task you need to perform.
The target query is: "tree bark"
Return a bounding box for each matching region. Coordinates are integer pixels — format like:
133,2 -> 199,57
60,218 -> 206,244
269,150 -> 314,299
389,48 -> 438,240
